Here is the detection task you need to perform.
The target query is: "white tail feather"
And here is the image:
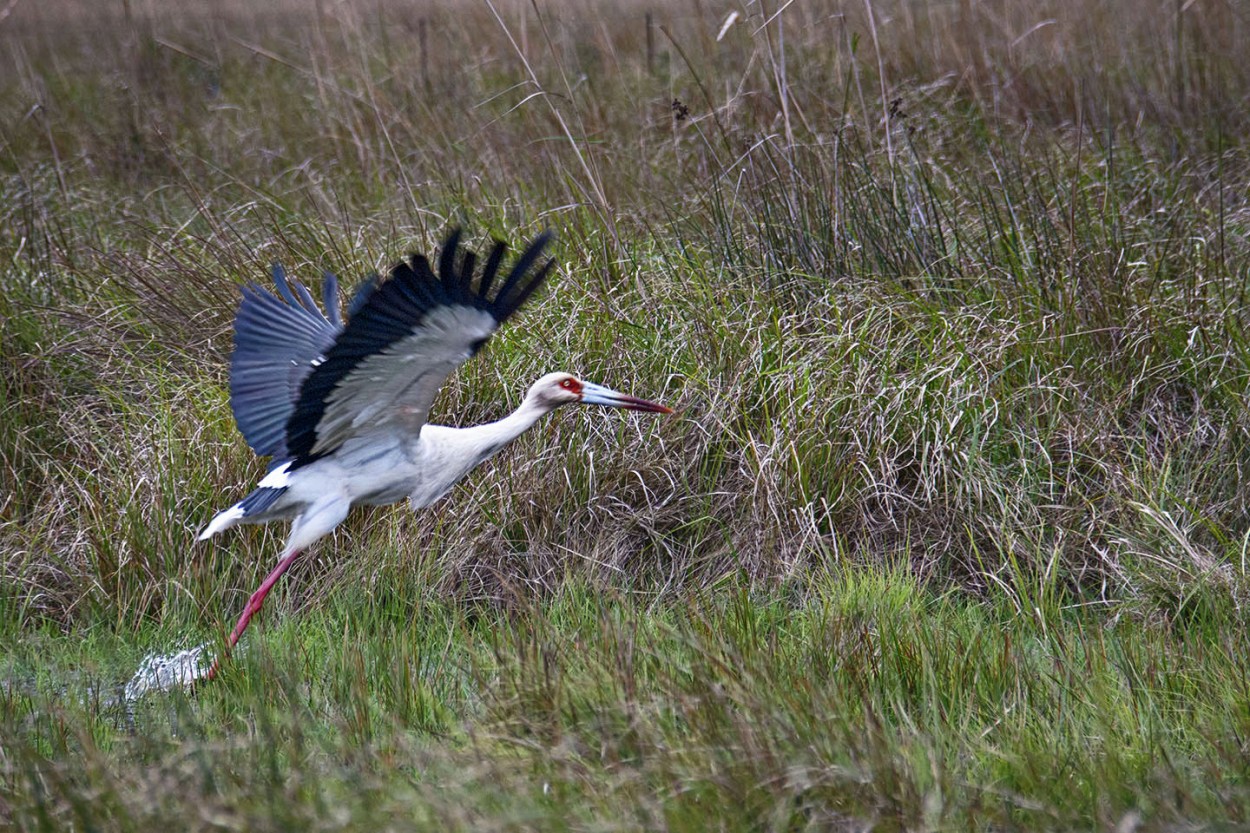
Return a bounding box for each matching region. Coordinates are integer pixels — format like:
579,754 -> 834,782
198,505 -> 244,541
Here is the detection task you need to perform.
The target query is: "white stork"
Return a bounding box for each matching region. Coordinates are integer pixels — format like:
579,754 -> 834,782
198,229 -> 671,679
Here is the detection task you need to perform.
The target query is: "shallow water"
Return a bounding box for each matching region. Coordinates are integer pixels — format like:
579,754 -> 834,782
123,644 -> 213,700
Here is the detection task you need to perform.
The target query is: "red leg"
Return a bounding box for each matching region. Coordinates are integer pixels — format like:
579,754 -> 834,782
204,548 -> 304,681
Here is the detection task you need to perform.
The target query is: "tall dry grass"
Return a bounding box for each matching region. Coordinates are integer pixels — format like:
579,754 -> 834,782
1,0 -> 1248,628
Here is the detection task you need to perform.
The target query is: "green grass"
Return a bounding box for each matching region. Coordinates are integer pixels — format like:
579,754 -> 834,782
3,0 -> 1250,828
6,572 -> 1250,830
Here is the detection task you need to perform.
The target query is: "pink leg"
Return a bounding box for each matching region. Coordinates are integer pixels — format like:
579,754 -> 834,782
204,548 -> 303,681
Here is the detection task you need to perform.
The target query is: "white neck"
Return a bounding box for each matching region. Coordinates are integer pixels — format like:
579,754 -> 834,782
460,393 -> 558,463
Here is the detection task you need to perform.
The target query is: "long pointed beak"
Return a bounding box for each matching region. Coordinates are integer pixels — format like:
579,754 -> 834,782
580,381 -> 673,414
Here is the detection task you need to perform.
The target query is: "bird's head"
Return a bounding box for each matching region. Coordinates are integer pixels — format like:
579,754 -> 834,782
528,372 -> 672,414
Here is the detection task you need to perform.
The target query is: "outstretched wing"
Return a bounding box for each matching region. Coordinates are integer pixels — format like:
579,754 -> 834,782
284,229 -> 554,465
229,266 -> 345,459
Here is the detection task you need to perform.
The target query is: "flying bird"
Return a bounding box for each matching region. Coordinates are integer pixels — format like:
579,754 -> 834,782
198,229 -> 671,679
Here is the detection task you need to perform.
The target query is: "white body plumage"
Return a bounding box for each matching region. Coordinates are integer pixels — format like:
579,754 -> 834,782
200,377 -> 569,551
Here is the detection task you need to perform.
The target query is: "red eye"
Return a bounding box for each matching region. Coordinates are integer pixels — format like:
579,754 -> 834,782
560,378 -> 581,392
560,379 -> 574,389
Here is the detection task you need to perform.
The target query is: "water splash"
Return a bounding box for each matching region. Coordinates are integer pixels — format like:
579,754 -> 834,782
123,644 -> 214,700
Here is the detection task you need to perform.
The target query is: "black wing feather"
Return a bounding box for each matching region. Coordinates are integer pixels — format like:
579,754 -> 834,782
493,230 -> 554,317
323,273 -> 342,329
284,228 -> 554,465
347,274 -> 379,317
477,241 -> 507,300
457,251 -> 477,300
271,264 -> 301,307
438,228 -> 463,294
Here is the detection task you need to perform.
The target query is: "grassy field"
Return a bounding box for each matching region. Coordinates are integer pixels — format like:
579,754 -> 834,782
3,0 -> 1250,828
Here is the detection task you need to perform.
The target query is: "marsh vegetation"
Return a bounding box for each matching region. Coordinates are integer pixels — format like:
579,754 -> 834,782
2,0 -> 1249,828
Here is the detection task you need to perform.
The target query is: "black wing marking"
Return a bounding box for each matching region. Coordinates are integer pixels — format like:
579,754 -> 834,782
284,229 -> 555,465
346,273 -> 379,318
229,266 -> 344,459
